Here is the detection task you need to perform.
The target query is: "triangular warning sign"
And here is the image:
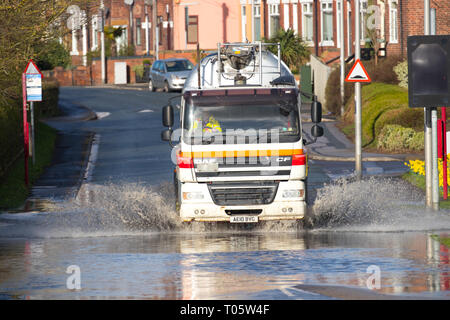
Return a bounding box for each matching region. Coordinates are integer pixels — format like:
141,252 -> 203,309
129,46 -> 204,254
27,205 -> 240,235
23,59 -> 42,76
345,59 -> 371,83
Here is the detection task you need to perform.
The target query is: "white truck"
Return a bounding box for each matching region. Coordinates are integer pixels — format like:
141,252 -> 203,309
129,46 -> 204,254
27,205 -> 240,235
161,42 -> 323,224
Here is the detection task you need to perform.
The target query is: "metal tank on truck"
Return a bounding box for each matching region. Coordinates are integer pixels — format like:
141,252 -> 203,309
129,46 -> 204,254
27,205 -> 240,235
161,42 -> 323,224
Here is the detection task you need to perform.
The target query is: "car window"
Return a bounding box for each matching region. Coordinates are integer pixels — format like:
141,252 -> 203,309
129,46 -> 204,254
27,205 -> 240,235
165,60 -> 194,72
153,61 -> 161,71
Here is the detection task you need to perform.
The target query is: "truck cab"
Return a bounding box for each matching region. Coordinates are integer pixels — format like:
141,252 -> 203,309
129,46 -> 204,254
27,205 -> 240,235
162,42 -> 323,223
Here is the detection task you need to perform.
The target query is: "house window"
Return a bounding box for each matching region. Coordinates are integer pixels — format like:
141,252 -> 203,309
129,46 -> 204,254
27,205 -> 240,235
136,18 -> 141,46
187,15 -> 198,44
389,1 -> 398,43
301,1 -> 313,44
283,3 -> 289,30
360,0 -> 368,41
241,5 -> 247,42
292,3 -> 298,34
91,15 -> 99,50
336,0 -> 342,48
431,7 -> 436,35
320,0 -> 334,46
253,5 -> 261,41
269,3 -> 280,38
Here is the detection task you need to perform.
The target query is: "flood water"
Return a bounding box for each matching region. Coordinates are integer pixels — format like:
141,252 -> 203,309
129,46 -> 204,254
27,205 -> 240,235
0,177 -> 449,300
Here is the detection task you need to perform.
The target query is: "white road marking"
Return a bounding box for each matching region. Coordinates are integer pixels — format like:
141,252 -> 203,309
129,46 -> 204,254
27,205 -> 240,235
138,109 -> 153,113
95,112 -> 110,119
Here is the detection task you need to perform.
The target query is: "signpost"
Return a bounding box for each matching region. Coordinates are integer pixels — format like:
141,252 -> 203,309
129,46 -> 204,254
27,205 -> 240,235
23,59 -> 43,185
407,34 -> 450,210
345,56 -> 371,180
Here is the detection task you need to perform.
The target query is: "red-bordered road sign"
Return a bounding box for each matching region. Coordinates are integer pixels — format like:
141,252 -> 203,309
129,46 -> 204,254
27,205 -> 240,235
345,59 -> 371,83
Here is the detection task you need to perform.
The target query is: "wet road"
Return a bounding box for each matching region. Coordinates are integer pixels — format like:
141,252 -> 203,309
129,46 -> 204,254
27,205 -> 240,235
0,87 -> 449,300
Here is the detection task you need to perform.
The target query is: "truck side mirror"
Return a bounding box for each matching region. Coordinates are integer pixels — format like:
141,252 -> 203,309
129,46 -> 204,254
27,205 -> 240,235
161,129 -> 173,142
162,105 -> 174,128
311,101 -> 322,124
311,125 -> 324,138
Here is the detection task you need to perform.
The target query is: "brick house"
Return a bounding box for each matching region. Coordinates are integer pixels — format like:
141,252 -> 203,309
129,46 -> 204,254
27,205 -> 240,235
239,0 -> 450,61
68,0 -> 174,66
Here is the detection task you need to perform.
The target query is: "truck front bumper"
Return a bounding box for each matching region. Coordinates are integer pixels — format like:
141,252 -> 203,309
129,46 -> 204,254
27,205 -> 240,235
179,181 -> 306,222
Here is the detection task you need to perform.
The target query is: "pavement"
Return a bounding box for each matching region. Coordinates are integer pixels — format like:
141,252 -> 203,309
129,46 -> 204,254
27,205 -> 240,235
21,99 -> 97,212
18,85 -> 418,211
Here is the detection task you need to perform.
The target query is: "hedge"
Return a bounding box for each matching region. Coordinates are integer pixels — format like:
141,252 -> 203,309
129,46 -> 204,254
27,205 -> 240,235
0,78 -> 59,179
342,83 -> 410,147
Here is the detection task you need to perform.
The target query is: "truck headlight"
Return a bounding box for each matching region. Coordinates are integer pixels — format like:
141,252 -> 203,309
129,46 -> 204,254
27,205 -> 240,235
183,192 -> 204,200
282,190 -> 304,198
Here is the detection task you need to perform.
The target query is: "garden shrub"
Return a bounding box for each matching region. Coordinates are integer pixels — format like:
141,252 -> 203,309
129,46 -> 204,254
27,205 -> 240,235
394,60 -> 408,89
377,124 -> 424,152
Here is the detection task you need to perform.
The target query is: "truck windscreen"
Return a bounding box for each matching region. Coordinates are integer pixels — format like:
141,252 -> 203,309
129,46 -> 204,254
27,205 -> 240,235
183,94 -> 300,144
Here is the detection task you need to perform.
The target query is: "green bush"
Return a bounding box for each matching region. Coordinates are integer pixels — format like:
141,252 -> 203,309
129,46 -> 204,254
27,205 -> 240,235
324,55 -> 403,115
0,79 -> 59,179
35,40 -> 71,71
132,65 -> 144,78
343,83 -> 409,146
377,124 -> 424,152
374,107 -> 423,138
394,60 -> 408,89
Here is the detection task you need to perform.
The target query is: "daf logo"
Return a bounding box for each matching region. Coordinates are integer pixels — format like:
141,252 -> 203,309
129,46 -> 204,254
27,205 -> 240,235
193,158 -> 217,164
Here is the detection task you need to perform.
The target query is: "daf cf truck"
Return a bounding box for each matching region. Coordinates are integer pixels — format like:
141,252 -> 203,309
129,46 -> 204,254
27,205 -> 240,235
161,42 -> 323,224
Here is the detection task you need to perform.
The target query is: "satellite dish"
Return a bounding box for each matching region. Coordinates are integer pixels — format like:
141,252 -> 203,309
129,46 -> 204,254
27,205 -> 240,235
124,0 -> 134,5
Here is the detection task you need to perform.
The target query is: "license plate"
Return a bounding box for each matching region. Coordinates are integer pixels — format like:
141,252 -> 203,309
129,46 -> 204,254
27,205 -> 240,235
230,216 -> 259,223
197,162 -> 219,172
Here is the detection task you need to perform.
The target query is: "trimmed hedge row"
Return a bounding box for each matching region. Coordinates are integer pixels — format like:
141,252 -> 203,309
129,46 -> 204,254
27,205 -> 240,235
343,83 -> 409,147
377,125 -> 424,152
0,78 -> 59,178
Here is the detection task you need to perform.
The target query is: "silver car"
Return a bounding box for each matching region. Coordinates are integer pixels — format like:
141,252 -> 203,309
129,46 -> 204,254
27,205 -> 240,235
149,58 -> 194,92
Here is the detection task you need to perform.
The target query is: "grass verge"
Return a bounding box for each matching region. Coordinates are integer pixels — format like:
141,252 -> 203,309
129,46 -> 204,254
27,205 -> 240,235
430,235 -> 450,248
402,171 -> 450,210
0,122 -> 57,210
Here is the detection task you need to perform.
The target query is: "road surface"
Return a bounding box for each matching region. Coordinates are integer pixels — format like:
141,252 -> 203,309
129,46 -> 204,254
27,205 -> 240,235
0,87 -> 449,300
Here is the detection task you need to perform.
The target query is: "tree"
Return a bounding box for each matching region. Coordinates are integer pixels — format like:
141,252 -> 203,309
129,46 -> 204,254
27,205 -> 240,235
264,28 -> 310,72
0,0 -> 94,101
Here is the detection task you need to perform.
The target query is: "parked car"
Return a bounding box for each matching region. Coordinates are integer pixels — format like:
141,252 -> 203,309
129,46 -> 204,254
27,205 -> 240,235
149,58 -> 194,92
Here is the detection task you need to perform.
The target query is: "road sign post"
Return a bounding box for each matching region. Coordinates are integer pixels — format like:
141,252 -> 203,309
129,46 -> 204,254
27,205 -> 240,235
23,60 -> 43,183
345,56 -> 371,181
407,34 -> 450,210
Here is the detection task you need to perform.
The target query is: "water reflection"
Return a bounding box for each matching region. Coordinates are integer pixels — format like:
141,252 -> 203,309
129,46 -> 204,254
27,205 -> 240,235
0,231 -> 448,299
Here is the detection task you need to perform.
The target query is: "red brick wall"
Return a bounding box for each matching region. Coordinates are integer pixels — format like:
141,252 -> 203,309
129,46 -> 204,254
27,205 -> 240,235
53,51 -> 197,86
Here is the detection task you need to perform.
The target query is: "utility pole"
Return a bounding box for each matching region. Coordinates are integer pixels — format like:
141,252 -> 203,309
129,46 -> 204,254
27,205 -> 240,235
424,0 -> 439,210
145,0 -> 150,55
152,0 -> 157,58
354,0 -> 362,180
340,0 -> 345,117
423,0 -> 439,210
100,0 -> 106,84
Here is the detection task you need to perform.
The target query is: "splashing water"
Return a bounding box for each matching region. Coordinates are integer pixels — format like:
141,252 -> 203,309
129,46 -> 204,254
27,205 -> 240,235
309,176 -> 450,232
2,177 -> 450,239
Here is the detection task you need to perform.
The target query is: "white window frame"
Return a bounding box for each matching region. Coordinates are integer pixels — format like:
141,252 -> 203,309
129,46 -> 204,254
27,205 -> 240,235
91,15 -> 99,51
241,5 -> 247,42
301,0 -> 314,46
389,0 -> 398,43
320,0 -> 334,47
253,4 -> 261,41
292,3 -> 298,34
360,0 -> 368,42
268,3 -> 280,38
284,3 -> 290,30
336,0 -> 342,48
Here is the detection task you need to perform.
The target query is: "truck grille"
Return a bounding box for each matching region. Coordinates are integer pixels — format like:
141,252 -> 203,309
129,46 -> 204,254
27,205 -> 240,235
208,182 -> 278,206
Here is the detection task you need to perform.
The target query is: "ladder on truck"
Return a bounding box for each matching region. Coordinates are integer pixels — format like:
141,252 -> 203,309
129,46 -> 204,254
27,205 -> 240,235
216,42 -> 282,87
